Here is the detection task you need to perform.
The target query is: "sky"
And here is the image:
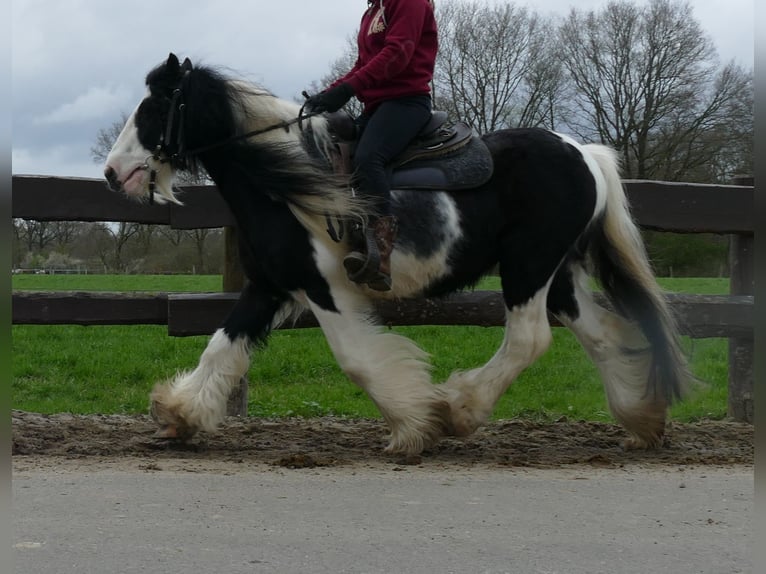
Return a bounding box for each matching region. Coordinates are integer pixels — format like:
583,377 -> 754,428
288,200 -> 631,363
11,0 -> 754,180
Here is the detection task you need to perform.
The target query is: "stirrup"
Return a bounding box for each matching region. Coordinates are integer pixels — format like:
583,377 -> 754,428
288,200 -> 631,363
365,271 -> 392,292
344,252 -> 392,291
343,226 -> 381,282
343,228 -> 392,291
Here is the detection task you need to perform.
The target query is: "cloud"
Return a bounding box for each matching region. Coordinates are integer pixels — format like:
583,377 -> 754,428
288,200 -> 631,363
33,85 -> 133,126
11,0 -> 753,182
12,144 -> 103,179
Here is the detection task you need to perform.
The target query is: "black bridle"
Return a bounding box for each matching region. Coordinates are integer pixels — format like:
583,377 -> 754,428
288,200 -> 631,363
144,84 -> 317,204
144,86 -> 185,204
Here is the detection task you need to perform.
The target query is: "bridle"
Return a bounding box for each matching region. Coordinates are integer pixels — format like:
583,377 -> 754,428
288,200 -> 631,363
143,81 -> 318,204
143,86 -> 185,205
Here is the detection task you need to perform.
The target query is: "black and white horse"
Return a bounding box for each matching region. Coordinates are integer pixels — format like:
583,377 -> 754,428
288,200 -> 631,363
104,53 -> 690,455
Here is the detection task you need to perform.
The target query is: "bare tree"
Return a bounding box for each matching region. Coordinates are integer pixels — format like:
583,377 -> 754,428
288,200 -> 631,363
91,113 -> 130,165
305,32 -> 364,118
107,222 -> 142,272
189,228 -> 212,273
15,219 -> 60,253
305,1 -> 564,132
66,222 -> 112,272
157,227 -> 186,248
649,63 -> 753,182
558,0 -> 752,181
434,0 -> 563,133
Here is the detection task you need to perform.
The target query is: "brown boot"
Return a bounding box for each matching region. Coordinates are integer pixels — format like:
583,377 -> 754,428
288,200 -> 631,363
343,215 -> 398,291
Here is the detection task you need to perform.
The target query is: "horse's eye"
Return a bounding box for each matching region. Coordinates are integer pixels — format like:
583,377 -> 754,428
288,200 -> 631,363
134,97 -> 165,150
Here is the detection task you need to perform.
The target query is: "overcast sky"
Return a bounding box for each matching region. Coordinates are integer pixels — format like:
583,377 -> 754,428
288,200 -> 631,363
12,0 -> 754,180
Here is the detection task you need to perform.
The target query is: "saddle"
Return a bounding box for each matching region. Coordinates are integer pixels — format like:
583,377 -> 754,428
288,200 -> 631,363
321,110 -> 494,191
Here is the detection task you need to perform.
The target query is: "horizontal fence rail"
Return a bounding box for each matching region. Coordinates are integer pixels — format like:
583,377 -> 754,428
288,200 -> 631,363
11,175 -> 755,422
12,175 -> 755,233
11,290 -> 755,339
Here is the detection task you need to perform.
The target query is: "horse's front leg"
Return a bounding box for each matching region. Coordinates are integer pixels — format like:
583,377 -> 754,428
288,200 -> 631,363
305,288 -> 454,455
150,283 -> 288,439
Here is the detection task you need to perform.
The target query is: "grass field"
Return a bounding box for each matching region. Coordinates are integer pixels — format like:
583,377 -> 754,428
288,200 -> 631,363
12,274 -> 730,422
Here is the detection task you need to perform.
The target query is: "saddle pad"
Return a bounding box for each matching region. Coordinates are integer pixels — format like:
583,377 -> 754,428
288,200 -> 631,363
391,137 -> 494,191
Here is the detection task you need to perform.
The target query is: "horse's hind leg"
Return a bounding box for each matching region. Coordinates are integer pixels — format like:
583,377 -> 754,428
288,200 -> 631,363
549,262 -> 668,448
442,170 -> 593,437
443,283 -> 554,436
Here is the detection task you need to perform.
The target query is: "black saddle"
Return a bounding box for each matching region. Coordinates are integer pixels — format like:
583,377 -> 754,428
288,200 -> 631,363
323,111 -> 493,191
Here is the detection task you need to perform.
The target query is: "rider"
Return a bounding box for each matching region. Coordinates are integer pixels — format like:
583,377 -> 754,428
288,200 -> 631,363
306,0 -> 438,291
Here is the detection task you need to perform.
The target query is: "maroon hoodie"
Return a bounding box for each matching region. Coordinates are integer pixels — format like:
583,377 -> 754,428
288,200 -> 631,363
331,0 -> 438,114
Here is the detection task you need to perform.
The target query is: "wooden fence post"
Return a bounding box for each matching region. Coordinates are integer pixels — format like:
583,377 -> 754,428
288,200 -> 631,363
222,226 -> 249,418
728,176 -> 754,423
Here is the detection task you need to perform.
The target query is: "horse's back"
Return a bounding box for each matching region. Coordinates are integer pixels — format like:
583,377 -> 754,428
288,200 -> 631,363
482,127 -> 598,180
393,127 -> 601,298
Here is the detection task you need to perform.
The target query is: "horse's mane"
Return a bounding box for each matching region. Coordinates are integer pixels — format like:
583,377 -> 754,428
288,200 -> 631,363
168,63 -> 368,226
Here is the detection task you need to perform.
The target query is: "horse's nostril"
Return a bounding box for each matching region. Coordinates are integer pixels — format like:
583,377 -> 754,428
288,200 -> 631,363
104,166 -> 119,189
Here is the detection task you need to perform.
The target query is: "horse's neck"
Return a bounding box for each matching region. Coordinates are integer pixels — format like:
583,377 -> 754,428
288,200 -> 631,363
236,86 -> 299,140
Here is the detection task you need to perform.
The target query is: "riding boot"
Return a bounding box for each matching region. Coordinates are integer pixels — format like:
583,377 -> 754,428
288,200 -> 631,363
343,215 -> 398,291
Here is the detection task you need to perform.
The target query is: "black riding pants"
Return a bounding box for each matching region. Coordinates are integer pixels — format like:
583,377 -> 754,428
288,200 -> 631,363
354,95 -> 432,217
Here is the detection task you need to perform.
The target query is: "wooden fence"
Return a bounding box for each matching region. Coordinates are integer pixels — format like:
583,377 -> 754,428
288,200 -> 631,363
11,175 -> 755,422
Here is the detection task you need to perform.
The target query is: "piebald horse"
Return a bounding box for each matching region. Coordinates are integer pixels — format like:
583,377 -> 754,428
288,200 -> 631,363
104,53 -> 690,455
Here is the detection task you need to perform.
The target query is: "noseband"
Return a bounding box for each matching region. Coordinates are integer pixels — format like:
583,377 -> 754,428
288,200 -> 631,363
145,82 -> 317,205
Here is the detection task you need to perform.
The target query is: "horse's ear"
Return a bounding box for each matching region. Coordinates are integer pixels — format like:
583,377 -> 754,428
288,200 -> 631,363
166,53 -> 180,73
181,58 -> 193,73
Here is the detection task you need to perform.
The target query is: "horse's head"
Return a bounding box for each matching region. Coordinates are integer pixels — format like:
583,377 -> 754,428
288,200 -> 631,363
103,53 -> 192,204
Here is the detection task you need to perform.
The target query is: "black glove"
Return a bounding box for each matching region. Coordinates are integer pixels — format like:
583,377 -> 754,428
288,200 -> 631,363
305,83 -> 354,114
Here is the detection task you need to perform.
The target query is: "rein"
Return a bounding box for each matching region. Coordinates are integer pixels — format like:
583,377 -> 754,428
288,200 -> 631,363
181,111 -> 312,157
145,87 -> 317,204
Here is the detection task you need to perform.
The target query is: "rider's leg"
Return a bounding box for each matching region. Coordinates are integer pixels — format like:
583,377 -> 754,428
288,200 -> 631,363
344,95 -> 432,291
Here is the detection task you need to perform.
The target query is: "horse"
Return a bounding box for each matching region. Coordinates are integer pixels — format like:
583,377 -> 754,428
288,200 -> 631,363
103,53 -> 691,455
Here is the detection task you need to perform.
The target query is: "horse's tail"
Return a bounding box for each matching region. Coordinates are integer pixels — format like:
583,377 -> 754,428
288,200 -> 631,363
584,144 -> 690,405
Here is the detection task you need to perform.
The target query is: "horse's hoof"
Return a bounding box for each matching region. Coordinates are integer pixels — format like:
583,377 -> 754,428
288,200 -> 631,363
153,425 -> 179,439
622,433 -> 666,450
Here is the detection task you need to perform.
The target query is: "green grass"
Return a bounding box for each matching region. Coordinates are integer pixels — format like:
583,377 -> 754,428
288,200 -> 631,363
12,274 -> 223,292
12,274 -> 730,422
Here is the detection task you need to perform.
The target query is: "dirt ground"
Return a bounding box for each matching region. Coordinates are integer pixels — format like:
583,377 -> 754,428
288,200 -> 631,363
11,410 -> 753,472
